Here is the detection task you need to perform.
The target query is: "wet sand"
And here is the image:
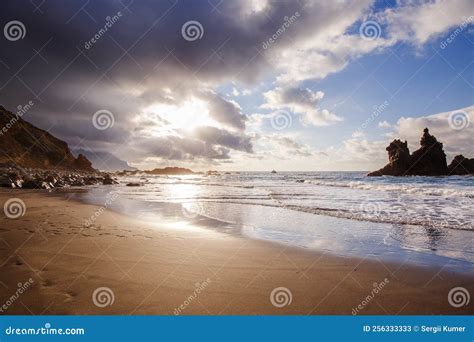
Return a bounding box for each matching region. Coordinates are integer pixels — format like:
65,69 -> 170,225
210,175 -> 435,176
0,190 -> 472,315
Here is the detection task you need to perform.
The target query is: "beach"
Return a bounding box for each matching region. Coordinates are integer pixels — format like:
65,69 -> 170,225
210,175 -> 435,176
0,189 -> 472,315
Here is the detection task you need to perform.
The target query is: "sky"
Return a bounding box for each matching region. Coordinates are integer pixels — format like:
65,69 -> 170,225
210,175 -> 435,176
0,0 -> 473,171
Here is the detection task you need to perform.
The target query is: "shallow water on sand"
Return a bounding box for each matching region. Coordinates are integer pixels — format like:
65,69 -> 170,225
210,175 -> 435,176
64,171 -> 474,273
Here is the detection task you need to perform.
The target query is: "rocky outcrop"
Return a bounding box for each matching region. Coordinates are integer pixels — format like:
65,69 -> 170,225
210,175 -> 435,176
0,166 -> 113,189
448,155 -> 474,175
146,167 -> 194,175
407,128 -> 448,175
368,139 -> 410,176
369,128 -> 470,176
74,154 -> 93,170
0,105 -> 94,171
102,174 -> 118,185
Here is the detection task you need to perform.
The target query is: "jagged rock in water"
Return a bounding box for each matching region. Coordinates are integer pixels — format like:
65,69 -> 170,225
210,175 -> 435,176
368,140 -> 410,176
406,128 -> 448,176
368,128 -> 455,176
448,155 -> 474,175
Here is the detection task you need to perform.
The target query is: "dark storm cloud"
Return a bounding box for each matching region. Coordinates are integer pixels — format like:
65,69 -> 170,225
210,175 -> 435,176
199,91 -> 247,131
0,0 -> 340,164
133,135 -> 231,161
193,126 -> 253,152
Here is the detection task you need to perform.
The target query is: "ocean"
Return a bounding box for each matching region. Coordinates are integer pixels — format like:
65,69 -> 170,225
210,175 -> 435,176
68,172 -> 474,272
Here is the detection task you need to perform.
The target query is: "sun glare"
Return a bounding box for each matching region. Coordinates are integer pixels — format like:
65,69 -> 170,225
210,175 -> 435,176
145,99 -> 216,135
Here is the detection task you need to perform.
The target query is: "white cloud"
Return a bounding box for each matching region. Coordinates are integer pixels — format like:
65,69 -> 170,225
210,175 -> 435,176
250,133 -> 324,163
266,0 -> 472,85
381,0 -> 474,46
231,87 -> 240,96
378,121 -> 391,128
342,137 -> 387,162
262,87 -> 343,126
352,130 -> 365,138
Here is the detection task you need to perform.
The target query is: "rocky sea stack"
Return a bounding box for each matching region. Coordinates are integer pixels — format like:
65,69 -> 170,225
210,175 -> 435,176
368,128 -> 474,176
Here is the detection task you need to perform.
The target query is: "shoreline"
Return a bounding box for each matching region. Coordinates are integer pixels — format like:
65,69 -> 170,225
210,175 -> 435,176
0,190 -> 473,315
63,186 -> 474,274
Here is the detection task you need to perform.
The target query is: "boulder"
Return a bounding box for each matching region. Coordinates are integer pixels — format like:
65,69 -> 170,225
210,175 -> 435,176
83,176 -> 99,185
70,178 -> 85,186
448,155 -> 474,175
102,174 -> 118,185
41,181 -> 53,190
0,165 -> 117,189
22,176 -> 43,189
0,176 -> 14,188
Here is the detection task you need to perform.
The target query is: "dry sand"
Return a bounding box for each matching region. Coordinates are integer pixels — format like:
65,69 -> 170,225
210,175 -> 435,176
0,190 -> 472,315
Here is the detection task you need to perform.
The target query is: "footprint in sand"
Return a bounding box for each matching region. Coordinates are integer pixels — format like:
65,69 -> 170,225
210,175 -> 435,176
41,279 -> 53,288
12,258 -> 23,266
133,235 -> 153,239
63,291 -> 77,302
